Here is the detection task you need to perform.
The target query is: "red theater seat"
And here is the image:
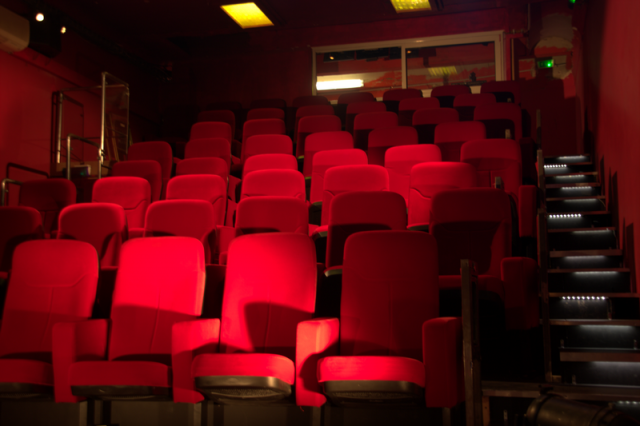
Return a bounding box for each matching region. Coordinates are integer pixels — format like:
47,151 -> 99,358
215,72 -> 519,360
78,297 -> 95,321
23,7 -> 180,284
345,101 -> 386,135
305,231 -> 463,408
175,157 -> 229,180
249,98 -> 287,110
407,162 -> 477,230
325,191 -> 407,272
293,105 -> 335,145
309,149 -> 367,205
127,142 -> 173,199
382,88 -> 422,113
430,84 -> 471,108
303,131 -> 353,179
184,138 -> 232,172
174,233 -> 317,404
429,189 -> 538,330
367,126 -> 418,166
385,145 -> 442,205
398,97 -> 440,126
460,138 -> 537,239
196,110 -> 236,141
247,108 -> 285,121
191,120 -> 233,144
166,175 -> 227,227
57,237 -> 205,402
338,92 -> 376,104
144,200 -> 217,264
0,207 -> 43,280
112,160 -> 163,202
318,164 -> 389,231
241,170 -> 306,203
0,240 -> 98,401
242,118 -> 286,145
474,103 -> 523,141
296,115 -> 342,159
434,121 -> 486,162
242,154 -> 298,179
353,112 -> 398,151
92,177 -> 150,234
453,93 -> 496,121
57,203 -> 127,268
18,178 -> 76,237
241,134 -> 293,168
235,197 -> 309,236
412,108 -> 459,145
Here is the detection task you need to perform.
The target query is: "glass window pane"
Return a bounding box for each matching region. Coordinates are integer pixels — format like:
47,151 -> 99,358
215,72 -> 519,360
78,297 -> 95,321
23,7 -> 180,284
406,42 -> 495,96
316,47 -> 402,102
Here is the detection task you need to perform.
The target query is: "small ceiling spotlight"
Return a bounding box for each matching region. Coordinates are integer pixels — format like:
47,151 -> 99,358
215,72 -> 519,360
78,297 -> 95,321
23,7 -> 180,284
35,12 -> 44,22
60,26 -> 66,34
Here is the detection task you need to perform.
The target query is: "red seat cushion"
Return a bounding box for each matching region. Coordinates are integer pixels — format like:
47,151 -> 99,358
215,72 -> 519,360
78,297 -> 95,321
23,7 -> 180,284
192,353 -> 295,385
69,361 -> 171,388
438,275 -> 505,302
0,359 -> 52,386
318,356 -> 425,387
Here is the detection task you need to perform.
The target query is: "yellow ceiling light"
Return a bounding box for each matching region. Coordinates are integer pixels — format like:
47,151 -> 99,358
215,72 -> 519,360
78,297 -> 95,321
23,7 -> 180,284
390,0 -> 432,13
221,3 -> 274,29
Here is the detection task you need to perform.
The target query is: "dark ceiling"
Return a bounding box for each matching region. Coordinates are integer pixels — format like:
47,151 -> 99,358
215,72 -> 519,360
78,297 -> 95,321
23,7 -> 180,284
2,0 -> 538,64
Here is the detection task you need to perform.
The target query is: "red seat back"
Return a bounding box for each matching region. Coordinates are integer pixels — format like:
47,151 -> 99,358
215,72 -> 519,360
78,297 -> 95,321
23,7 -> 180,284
340,231 -> 439,359
249,99 -> 287,110
58,203 -> 127,268
190,122 -> 233,144
242,154 -> 298,179
481,81 -> 521,105
92,177 -> 151,229
461,138 -> 522,196
321,165 -> 388,225
338,92 -> 376,104
127,141 -> 173,184
220,233 -> 316,358
185,138 -> 231,171
241,170 -> 306,202
108,237 -> 205,362
408,162 -> 477,228
0,240 -> 98,360
346,102 -> 386,135
166,175 -> 227,226
18,179 -> 76,235
242,134 -> 292,164
434,121 -> 486,162
385,145 -> 442,205
326,191 -> 407,268
247,108 -> 285,121
368,126 -> 418,166
412,108 -> 459,145
303,130 -> 353,178
292,96 -> 330,108
310,149 -> 367,204
429,188 -> 511,277
112,160 -> 162,202
453,93 -> 496,121
0,207 -> 43,274
398,97 -> 440,126
473,103 -> 523,140
242,119 -> 286,145
296,115 -> 342,158
175,157 -> 229,181
196,110 -> 236,140
430,85 -> 471,108
235,197 -> 308,236
353,112 -> 398,151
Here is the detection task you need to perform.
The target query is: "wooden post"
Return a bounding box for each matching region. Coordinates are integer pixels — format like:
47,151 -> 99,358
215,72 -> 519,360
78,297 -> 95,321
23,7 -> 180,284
462,259 -> 482,426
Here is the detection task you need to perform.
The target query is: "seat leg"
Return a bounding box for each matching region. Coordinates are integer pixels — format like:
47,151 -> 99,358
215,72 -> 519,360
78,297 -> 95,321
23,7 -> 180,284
442,407 -> 452,426
89,400 -> 112,426
308,406 -> 323,426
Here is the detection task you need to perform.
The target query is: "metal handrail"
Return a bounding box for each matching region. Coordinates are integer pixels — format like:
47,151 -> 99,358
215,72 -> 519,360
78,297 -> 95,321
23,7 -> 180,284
1,179 -> 22,206
66,134 -> 103,180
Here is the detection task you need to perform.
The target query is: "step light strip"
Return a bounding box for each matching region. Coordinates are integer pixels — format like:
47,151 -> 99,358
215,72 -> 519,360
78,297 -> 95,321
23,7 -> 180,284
573,271 -> 619,275
561,187 -> 590,190
545,164 -> 568,168
561,296 -> 607,300
548,214 -> 582,218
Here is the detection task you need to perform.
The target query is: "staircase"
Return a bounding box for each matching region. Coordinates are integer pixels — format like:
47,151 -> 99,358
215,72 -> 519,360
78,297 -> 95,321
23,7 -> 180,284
543,154 -> 640,392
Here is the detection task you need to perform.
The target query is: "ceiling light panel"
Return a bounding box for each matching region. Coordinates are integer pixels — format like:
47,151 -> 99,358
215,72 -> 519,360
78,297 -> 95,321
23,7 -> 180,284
221,3 -> 274,29
390,0 -> 432,13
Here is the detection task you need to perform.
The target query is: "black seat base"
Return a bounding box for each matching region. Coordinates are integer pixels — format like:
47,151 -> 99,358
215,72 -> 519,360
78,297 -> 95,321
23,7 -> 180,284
0,382 -> 52,399
322,380 -> 424,407
196,375 -> 291,404
71,385 -> 171,401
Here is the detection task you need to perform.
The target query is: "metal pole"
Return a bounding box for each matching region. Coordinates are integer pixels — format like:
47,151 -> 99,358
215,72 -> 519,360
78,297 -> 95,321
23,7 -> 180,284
66,135 -> 72,180
100,72 -> 107,180
2,179 -> 23,206
56,92 -> 64,163
462,259 -> 482,426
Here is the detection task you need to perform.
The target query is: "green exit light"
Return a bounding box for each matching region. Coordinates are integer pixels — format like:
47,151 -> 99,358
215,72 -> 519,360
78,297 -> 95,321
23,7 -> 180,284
537,58 -> 554,69
569,0 -> 576,3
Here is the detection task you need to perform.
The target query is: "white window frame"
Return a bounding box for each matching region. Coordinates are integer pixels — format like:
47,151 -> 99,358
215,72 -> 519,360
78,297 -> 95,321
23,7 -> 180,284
311,30 -> 505,96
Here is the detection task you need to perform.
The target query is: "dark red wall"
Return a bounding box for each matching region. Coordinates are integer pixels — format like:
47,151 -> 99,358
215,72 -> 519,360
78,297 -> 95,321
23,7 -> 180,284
576,0 -> 640,290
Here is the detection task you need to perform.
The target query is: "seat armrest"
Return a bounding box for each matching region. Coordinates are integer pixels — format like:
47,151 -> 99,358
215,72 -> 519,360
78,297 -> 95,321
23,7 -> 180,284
172,319 -> 221,403
228,175 -> 241,203
501,257 -> 539,330
52,319 -> 109,403
518,185 -> 537,238
423,317 -> 463,408
296,318 -> 339,407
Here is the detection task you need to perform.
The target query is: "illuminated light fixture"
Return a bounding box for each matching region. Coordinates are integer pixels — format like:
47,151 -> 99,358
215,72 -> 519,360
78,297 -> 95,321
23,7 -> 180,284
316,79 -> 364,91
428,66 -> 457,77
562,296 -> 607,301
537,57 -> 554,69
558,155 -> 587,160
35,12 -> 44,22
545,164 -> 567,168
220,3 -> 273,29
60,26 -> 66,34
390,0 -> 431,13
561,187 -> 588,190
548,214 -> 582,218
